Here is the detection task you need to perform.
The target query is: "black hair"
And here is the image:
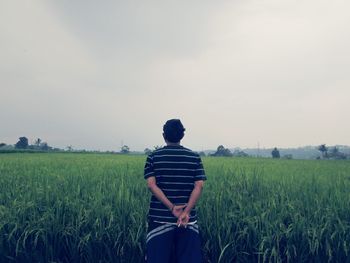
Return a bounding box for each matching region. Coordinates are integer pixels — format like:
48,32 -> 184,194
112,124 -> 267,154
163,119 -> 185,143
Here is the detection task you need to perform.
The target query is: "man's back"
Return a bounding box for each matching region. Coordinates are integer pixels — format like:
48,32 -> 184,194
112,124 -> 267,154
144,145 -> 206,224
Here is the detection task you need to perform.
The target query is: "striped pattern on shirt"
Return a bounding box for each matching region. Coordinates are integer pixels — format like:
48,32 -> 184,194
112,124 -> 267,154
144,145 -> 206,224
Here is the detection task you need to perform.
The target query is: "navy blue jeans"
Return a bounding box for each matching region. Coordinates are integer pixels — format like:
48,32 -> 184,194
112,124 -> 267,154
146,221 -> 202,263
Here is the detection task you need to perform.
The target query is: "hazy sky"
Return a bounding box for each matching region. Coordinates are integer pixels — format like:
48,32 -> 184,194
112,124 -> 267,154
1,0 -> 349,151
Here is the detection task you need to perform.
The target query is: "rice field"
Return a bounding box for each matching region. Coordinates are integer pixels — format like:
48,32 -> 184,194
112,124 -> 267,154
0,153 -> 350,262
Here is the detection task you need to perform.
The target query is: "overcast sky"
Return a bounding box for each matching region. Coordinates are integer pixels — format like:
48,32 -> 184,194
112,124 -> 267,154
1,0 -> 349,151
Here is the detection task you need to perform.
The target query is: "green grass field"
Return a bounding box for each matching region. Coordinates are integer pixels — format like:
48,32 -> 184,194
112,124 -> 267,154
1,153 -> 350,262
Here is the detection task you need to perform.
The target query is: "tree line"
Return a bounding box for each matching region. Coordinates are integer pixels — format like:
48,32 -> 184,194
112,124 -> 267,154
316,144 -> 347,160
271,145 -> 347,160
0,137 -> 55,151
1,138 -> 349,159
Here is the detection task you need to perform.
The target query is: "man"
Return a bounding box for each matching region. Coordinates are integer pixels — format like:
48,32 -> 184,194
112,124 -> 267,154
144,119 -> 207,263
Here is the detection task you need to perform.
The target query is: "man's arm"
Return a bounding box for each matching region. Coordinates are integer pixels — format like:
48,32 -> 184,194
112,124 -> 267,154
177,180 -> 205,227
147,177 -> 186,218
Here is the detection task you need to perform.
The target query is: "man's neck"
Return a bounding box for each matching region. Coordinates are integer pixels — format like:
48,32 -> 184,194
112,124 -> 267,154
166,142 -> 181,146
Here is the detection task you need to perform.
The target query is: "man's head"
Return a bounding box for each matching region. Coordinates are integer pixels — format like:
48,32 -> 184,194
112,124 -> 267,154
163,119 -> 185,144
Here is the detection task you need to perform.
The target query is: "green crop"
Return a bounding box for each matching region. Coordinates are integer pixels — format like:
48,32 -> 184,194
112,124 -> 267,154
0,153 -> 349,262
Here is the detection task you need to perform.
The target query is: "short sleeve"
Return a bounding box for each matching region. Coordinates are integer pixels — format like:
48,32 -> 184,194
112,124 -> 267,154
144,154 -> 155,179
194,156 -> 206,181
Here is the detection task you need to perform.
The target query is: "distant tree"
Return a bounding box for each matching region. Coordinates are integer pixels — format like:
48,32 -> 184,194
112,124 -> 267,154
34,138 -> 42,147
232,149 -> 249,157
40,142 -> 50,151
27,144 -> 35,150
66,145 -> 73,152
271,147 -> 280,158
329,146 -> 346,160
330,146 -> 338,155
144,148 -> 152,155
52,147 -> 62,152
217,145 -> 225,153
0,143 -> 6,148
318,144 -> 328,159
213,145 -> 232,157
15,137 -> 29,149
121,145 -> 130,154
282,154 -> 293,159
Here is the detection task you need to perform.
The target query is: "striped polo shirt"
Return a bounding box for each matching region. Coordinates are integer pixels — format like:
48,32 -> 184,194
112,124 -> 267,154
144,145 -> 207,224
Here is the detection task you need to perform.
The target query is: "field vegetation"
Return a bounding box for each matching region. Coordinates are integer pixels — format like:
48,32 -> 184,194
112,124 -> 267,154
0,153 -> 350,262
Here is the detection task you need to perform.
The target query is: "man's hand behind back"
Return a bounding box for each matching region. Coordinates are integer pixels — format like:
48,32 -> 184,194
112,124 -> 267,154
172,205 -> 186,218
177,211 -> 190,227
